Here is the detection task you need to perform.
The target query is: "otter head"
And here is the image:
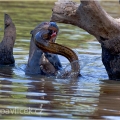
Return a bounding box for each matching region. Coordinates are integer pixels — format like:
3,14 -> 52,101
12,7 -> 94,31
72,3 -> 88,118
33,22 -> 59,46
4,14 -> 12,29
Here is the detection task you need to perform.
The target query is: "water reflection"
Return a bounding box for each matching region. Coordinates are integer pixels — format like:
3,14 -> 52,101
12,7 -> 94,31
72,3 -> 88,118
0,0 -> 119,120
0,66 -> 14,77
92,80 -> 120,119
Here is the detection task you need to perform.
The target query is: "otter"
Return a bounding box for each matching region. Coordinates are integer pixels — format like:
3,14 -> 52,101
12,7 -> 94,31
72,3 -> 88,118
31,22 -> 80,77
0,14 -> 16,65
25,22 -> 63,75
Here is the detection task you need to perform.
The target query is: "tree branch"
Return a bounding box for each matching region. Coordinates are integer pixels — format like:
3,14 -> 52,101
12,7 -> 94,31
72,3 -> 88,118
51,0 -> 120,41
51,0 -> 120,80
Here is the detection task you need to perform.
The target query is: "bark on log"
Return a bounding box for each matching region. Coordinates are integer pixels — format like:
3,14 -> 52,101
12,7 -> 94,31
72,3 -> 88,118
51,0 -> 120,80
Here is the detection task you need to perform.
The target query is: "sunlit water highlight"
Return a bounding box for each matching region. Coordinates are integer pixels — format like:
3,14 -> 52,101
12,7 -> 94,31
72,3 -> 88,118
0,1 -> 120,120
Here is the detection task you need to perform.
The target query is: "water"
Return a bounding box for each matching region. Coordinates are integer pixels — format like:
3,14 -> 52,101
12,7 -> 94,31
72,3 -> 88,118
0,1 -> 120,120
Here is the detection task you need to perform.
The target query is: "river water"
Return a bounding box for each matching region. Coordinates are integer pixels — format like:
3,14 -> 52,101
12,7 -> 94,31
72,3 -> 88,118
0,1 -> 120,120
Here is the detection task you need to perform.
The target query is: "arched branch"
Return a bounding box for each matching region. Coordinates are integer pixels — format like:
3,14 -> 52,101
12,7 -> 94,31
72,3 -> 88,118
51,0 -> 120,80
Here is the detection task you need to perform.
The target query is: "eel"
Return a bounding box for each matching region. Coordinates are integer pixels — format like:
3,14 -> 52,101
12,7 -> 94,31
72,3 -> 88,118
34,22 -> 80,77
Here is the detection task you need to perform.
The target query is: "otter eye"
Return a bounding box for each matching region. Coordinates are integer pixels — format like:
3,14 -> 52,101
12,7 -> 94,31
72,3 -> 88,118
48,29 -> 53,35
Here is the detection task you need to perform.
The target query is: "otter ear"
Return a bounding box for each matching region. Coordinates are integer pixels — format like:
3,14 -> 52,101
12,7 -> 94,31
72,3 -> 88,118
30,30 -> 33,34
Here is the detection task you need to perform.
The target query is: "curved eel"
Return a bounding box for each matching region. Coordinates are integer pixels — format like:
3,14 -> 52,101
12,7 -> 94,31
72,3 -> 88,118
34,40 -> 80,77
27,21 -> 80,77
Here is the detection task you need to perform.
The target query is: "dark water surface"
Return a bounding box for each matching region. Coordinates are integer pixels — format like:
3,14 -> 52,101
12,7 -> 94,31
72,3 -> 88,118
0,1 -> 120,120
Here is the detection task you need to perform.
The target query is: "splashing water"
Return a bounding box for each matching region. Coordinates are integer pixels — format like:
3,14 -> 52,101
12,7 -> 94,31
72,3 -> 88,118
56,49 -> 81,79
56,60 -> 80,79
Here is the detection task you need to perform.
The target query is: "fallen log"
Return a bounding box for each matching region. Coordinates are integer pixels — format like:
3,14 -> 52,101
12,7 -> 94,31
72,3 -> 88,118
51,0 -> 120,80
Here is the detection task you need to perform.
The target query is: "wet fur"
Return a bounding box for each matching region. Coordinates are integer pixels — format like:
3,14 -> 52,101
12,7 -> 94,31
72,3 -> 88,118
0,14 -> 16,65
25,22 -> 62,75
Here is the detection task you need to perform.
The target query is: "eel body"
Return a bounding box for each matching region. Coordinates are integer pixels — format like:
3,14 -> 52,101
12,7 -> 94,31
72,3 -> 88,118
35,40 -> 80,77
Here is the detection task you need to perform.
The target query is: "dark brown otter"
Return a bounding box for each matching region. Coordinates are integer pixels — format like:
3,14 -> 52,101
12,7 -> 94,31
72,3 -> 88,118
25,22 -> 63,75
0,14 -> 16,65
